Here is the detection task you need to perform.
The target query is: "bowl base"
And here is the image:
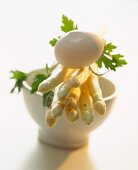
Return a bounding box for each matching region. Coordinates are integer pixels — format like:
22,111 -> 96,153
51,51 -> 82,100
38,129 -> 89,149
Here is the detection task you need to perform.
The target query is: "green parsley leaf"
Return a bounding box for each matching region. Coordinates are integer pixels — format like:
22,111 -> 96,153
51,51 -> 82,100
49,38 -> 58,46
11,64 -> 54,107
31,64 -> 52,93
61,15 -> 78,33
112,54 -> 127,67
96,55 -> 116,71
31,74 -> 46,93
43,91 -> 54,107
97,43 -> 127,71
104,43 -> 116,54
49,15 -> 78,47
49,36 -> 61,47
10,70 -> 27,93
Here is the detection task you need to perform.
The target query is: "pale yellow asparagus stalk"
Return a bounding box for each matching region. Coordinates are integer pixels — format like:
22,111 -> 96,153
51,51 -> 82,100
79,83 -> 94,125
45,110 -> 56,127
38,66 -> 74,93
65,108 -> 79,122
51,100 -> 64,118
88,64 -> 106,115
57,67 -> 91,101
47,87 -> 64,118
64,87 -> 81,110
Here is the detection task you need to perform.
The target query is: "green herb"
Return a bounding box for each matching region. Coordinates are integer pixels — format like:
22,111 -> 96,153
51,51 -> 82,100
31,72 -> 54,106
49,36 -> 61,47
31,64 -> 52,93
11,64 -> 54,107
104,43 -> 116,53
45,64 -> 53,76
96,43 -> 127,71
61,15 -> 78,33
43,91 -> 54,107
49,38 -> 58,47
49,15 -> 78,47
31,73 -> 54,106
10,70 -> 27,93
112,54 -> 127,67
31,74 -> 46,93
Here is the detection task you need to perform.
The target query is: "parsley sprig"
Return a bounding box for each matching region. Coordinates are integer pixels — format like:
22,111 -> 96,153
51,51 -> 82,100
49,15 -> 78,47
10,64 -> 54,107
10,71 -> 27,93
96,43 -> 127,71
61,15 -> 78,33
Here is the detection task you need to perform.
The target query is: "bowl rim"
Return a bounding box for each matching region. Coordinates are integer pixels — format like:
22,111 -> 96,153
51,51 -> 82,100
23,75 -> 117,101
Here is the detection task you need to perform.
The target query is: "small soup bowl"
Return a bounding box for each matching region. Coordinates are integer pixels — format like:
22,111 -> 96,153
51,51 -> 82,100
23,69 -> 117,149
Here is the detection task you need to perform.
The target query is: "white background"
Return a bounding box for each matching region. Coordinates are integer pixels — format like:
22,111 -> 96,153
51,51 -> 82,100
0,0 -> 138,170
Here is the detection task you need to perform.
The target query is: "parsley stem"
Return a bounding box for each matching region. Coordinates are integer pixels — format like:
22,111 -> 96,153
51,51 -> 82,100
50,62 -> 59,72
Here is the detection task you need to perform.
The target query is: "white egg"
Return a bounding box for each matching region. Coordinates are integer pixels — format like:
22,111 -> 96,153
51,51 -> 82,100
54,31 -> 104,68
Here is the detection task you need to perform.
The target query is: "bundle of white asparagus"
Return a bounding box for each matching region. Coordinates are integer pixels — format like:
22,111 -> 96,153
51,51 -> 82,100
38,63 -> 106,127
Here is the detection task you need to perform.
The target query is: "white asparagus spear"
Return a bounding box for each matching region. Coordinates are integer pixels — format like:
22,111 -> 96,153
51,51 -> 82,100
38,66 -> 74,93
88,64 -> 106,115
65,108 -> 79,122
64,87 -> 81,110
51,100 -> 64,118
57,67 -> 91,100
79,83 -> 94,125
45,110 -> 56,127
47,87 -> 64,119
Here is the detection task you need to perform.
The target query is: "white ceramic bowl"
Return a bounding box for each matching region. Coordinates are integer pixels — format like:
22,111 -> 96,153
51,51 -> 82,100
23,69 -> 117,149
